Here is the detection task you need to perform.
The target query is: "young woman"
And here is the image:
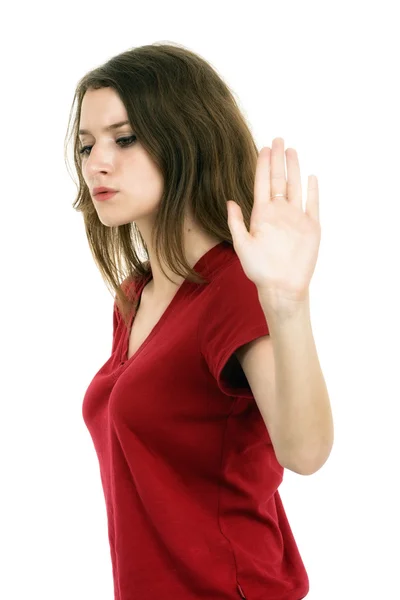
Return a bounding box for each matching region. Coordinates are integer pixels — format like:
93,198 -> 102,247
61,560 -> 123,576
65,42 -> 333,600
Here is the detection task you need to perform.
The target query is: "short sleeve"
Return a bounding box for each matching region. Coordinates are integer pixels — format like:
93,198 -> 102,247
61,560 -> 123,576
199,260 -> 270,399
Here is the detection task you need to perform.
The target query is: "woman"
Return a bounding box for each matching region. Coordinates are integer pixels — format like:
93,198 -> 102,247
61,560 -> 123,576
65,41 -> 333,600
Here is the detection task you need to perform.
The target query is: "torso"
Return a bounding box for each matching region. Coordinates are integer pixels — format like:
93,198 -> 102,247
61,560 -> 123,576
128,280 -> 249,388
126,282 -> 178,360
127,237 -> 223,360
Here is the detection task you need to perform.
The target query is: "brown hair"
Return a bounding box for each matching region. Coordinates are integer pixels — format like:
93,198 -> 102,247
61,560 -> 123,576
64,41 -> 259,328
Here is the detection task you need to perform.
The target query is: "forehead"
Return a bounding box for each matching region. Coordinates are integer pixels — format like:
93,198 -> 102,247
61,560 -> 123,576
79,88 -> 129,135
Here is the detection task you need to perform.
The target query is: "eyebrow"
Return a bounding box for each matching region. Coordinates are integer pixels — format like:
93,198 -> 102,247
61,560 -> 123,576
78,120 -> 131,136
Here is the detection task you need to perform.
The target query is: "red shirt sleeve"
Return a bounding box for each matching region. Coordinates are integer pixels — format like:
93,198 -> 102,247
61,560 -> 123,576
198,259 -> 270,398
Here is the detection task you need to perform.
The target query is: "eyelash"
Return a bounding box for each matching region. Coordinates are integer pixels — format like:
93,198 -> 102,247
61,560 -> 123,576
79,135 -> 137,156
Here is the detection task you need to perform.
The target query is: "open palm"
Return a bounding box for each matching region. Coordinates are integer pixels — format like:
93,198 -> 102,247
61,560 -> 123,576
227,138 -> 321,307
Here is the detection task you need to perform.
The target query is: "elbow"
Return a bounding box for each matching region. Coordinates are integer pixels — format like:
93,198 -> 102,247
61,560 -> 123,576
279,444 -> 334,476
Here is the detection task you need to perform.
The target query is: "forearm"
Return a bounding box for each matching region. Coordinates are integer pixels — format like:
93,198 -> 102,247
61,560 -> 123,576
259,293 -> 334,475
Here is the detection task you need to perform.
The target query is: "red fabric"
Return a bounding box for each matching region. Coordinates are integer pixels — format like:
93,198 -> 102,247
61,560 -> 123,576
82,240 -> 309,600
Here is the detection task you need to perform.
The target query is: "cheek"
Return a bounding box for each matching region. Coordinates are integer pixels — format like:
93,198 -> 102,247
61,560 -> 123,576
81,167 -> 90,188
128,166 -> 164,199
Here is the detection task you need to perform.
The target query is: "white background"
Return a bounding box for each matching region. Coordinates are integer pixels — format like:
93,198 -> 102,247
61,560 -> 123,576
1,1 -> 399,598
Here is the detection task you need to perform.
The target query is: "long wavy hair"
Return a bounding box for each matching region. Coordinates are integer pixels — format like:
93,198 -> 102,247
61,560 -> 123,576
64,42 -> 259,328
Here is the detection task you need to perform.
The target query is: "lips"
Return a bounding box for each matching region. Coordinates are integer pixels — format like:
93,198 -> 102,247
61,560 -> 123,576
93,186 -> 117,196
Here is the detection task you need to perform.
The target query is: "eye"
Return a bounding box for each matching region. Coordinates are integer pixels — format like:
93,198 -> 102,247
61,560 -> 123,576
79,135 -> 137,156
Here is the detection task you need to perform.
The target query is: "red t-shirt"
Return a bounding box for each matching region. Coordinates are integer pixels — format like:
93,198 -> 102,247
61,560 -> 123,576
82,240 -> 309,600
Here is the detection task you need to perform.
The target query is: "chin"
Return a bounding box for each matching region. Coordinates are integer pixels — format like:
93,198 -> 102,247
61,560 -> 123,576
97,216 -> 121,228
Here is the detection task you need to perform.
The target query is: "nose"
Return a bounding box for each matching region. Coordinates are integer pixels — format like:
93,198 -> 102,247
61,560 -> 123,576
85,147 -> 114,176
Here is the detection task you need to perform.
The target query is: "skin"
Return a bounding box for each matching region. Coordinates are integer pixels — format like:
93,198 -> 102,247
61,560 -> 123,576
79,87 -> 221,304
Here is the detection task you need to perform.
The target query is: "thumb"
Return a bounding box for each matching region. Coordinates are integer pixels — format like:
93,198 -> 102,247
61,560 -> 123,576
227,201 -> 248,243
227,200 -> 242,220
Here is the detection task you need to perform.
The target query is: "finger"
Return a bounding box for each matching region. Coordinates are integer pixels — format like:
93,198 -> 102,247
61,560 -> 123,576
307,175 -> 320,222
270,138 -> 287,199
252,146 -> 271,226
227,201 -> 249,247
285,148 -> 302,210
